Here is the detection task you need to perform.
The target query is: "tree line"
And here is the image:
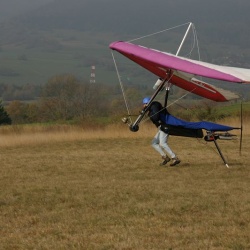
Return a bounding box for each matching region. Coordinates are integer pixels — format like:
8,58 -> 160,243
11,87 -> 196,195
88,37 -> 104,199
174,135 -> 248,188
0,74 -> 144,125
1,73 -> 247,126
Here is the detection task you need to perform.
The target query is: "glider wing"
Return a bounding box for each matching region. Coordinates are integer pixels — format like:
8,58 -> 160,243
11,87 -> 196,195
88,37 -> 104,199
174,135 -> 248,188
110,41 -> 250,101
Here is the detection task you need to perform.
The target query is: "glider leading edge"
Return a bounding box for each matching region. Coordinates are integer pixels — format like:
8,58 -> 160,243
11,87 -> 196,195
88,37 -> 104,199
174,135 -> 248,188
110,40 -> 250,102
109,28 -> 249,167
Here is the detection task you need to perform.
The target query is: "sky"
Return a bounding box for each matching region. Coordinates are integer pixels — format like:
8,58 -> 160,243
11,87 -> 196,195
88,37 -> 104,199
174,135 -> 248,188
0,0 -> 53,21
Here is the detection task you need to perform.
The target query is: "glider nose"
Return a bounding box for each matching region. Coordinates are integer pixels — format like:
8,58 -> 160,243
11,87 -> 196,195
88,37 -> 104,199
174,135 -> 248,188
109,41 -> 123,50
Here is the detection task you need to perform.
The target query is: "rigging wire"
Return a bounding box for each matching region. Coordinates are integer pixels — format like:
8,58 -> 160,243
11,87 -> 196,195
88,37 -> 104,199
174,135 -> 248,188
113,22 -> 201,124
193,25 -> 201,62
127,22 -> 201,63
127,22 -> 191,43
140,87 -> 197,125
181,24 -> 201,61
111,51 -> 133,124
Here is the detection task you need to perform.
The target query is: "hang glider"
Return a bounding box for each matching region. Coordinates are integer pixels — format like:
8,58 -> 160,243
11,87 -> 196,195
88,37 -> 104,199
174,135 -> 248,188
110,41 -> 250,101
110,24 -> 246,167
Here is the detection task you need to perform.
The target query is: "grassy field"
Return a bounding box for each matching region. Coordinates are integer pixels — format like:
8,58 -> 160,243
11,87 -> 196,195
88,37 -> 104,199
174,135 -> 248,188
0,122 -> 249,249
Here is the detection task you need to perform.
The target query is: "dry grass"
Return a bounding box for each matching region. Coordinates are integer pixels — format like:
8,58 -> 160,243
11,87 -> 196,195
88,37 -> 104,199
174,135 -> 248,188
0,120 -> 250,249
0,123 -> 152,148
0,116 -> 248,148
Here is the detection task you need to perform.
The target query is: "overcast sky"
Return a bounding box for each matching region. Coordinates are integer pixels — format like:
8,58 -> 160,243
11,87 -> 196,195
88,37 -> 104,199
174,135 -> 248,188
0,0 -> 53,21
1,0 -> 249,27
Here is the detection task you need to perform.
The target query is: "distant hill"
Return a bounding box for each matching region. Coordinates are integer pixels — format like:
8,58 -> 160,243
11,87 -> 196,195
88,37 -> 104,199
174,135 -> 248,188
0,0 -> 250,100
1,0 -> 250,53
1,0 -> 250,58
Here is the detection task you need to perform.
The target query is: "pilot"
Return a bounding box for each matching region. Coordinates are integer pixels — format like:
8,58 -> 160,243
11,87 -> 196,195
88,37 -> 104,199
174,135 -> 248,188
142,97 -> 181,166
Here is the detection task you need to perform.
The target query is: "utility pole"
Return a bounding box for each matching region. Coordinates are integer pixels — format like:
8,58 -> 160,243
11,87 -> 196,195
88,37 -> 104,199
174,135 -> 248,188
90,65 -> 96,83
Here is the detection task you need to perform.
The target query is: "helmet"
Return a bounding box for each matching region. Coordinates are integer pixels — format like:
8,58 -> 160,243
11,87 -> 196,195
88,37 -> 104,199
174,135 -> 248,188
142,97 -> 150,104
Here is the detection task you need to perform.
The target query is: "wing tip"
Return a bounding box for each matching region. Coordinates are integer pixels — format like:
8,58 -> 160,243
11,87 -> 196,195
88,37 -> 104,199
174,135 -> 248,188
109,41 -> 124,50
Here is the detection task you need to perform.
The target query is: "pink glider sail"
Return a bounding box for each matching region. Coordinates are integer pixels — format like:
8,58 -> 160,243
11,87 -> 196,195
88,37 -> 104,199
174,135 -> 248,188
110,41 -> 250,102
